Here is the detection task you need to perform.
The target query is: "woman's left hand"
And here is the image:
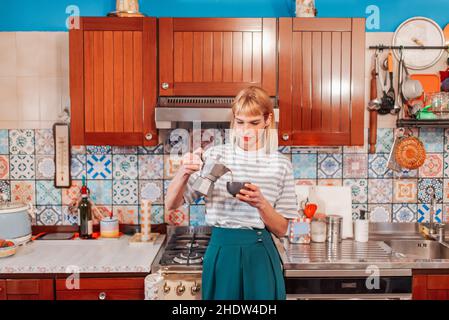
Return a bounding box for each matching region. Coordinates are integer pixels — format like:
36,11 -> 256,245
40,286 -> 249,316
236,183 -> 269,210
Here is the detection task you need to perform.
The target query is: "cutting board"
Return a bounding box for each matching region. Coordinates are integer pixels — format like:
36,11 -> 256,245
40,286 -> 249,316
295,185 -> 353,239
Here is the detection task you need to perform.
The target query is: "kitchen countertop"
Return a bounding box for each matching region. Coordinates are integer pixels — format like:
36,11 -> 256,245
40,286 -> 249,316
0,235 -> 165,274
274,237 -> 449,276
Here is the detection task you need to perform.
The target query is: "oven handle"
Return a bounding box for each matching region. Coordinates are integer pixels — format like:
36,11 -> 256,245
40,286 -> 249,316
286,293 -> 412,300
284,268 -> 412,277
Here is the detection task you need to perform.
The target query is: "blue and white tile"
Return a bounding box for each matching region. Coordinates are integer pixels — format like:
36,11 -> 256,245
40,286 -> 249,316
138,155 -> 164,179
0,129 -> 8,154
86,145 -> 112,154
190,205 -> 206,226
112,146 -> 137,154
292,154 -> 317,179
87,180 -> 112,205
375,128 -> 394,154
393,167 -> 418,179
150,205 -> 165,224
36,155 -> 55,179
368,179 -> 393,203
368,204 -> 392,222
343,179 -> 368,204
318,154 -> 342,179
9,155 -> 35,179
71,154 -> 86,180
368,154 -> 393,178
138,144 -> 164,155
139,180 -> 163,204
393,204 -> 418,223
278,146 -> 291,154
352,204 -> 368,220
113,180 -> 138,205
87,154 -> 112,179
0,180 -> 11,201
113,155 -> 138,180
71,145 -> 86,155
35,129 -> 54,155
164,129 -> 190,154
62,206 -> 79,226
35,205 -> 62,226
418,178 -> 443,203
36,180 -> 61,205
418,203 -> 443,223
9,129 -> 34,154
420,128 -> 444,153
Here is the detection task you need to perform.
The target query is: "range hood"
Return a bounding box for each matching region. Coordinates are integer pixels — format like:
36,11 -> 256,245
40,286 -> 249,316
155,97 -> 279,129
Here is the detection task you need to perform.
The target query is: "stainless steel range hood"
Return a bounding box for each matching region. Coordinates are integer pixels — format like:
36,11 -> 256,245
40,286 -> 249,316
155,97 -> 279,129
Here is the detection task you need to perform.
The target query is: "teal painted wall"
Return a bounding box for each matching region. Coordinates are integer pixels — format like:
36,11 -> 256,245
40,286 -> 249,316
0,0 -> 448,32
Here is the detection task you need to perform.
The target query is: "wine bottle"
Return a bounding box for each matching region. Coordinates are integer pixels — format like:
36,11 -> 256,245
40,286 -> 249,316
79,179 -> 93,239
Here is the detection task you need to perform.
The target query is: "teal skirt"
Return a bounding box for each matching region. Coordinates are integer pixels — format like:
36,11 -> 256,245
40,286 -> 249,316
202,226 -> 286,300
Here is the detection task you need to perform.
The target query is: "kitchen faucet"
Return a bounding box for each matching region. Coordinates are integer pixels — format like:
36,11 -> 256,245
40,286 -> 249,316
424,187 -> 446,242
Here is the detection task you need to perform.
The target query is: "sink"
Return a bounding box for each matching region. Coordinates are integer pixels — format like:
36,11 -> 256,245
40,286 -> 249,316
370,222 -> 424,240
383,239 -> 449,260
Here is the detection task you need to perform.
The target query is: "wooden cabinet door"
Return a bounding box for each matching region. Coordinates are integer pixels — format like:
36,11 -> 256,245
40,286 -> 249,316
413,274 -> 449,300
0,280 -> 6,300
5,279 -> 54,300
159,18 -> 277,96
55,277 -> 144,300
69,17 -> 158,146
278,18 -> 365,146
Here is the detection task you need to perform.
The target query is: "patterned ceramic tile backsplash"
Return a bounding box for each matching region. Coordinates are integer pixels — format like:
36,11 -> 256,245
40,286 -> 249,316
1,128 -> 449,226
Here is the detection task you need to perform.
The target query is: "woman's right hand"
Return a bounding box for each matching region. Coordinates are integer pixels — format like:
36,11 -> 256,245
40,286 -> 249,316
180,147 -> 203,176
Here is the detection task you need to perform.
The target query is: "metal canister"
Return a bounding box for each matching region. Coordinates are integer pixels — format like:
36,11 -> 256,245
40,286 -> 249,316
326,215 -> 343,243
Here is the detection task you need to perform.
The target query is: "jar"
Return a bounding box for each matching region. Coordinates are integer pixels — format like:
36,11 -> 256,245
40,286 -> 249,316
326,215 -> 343,243
311,217 -> 326,243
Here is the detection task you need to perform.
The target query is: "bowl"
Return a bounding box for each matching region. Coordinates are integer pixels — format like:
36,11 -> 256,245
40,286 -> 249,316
0,239 -> 17,258
226,181 -> 251,197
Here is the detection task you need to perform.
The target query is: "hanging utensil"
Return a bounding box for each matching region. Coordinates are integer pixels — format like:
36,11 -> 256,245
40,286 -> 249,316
387,128 -> 404,172
391,49 -> 403,115
369,50 -> 380,154
387,51 -> 396,102
394,130 -> 426,170
378,54 -> 395,115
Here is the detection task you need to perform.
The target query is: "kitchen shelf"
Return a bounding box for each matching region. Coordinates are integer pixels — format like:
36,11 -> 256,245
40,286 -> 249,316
397,119 -> 449,128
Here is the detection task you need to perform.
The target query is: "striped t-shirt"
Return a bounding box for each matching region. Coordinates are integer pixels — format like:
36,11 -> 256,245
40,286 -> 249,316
183,143 -> 299,230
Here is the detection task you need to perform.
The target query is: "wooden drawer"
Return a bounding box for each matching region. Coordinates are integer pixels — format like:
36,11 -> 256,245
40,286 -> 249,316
0,280 -> 6,300
427,275 -> 449,290
57,289 -> 144,300
56,277 -> 144,300
5,279 -> 54,300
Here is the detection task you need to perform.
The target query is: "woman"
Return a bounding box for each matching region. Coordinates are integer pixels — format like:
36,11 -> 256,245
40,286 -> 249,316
165,86 -> 299,300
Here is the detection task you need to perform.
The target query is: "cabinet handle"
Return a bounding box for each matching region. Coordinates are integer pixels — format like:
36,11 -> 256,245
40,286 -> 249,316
98,292 -> 107,300
161,82 -> 169,90
282,133 -> 290,141
163,282 -> 171,294
176,282 -> 185,296
191,281 -> 201,296
145,133 -> 153,141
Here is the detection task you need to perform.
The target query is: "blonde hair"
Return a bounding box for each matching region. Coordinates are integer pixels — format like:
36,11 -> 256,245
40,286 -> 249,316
229,86 -> 278,154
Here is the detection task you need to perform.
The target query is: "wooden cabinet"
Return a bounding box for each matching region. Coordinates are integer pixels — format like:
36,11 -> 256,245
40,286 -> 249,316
159,18 -> 277,96
0,279 -> 54,300
278,18 -> 365,146
69,17 -> 158,146
55,277 -> 144,300
413,273 -> 449,300
0,280 -> 5,300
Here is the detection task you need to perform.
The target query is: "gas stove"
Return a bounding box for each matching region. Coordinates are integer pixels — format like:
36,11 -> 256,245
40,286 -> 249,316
157,225 -> 212,271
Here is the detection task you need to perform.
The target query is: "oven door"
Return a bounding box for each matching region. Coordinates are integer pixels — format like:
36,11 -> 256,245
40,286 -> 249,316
285,276 -> 412,300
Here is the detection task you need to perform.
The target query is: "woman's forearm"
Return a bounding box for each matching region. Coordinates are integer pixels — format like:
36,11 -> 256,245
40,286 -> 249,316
258,201 -> 289,238
165,171 -> 190,211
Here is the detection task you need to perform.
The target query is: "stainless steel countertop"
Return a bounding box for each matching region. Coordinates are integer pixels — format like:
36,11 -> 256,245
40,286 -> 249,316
273,237 -> 449,277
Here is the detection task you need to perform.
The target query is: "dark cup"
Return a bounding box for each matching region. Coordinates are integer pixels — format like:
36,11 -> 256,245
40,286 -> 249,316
226,181 -> 251,197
